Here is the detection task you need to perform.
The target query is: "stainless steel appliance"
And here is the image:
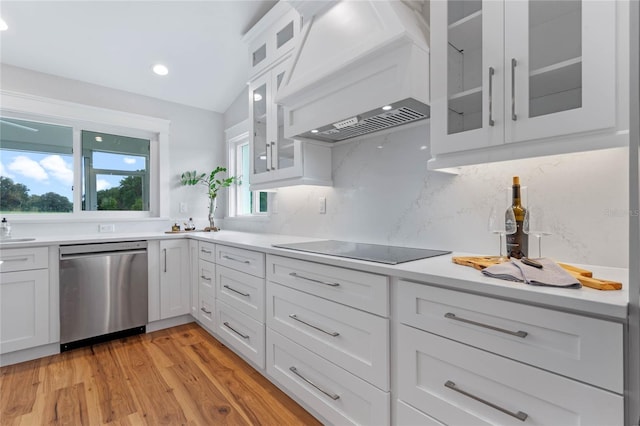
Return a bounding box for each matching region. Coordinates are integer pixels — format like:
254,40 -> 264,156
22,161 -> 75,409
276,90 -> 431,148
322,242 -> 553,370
272,240 -> 451,265
59,241 -> 148,351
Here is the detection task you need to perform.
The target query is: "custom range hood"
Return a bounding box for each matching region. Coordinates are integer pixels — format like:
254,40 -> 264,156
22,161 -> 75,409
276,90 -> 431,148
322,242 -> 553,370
275,0 -> 430,143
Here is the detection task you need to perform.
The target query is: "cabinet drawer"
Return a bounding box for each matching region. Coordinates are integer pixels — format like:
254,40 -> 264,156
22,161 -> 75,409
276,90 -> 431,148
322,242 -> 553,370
0,247 -> 48,272
267,255 -> 388,316
397,280 -> 623,393
396,400 -> 445,426
267,283 -> 389,390
198,259 -> 215,293
198,241 -> 216,262
397,325 -> 623,426
197,283 -> 215,332
267,329 -> 390,426
216,265 -> 264,322
216,245 -> 265,278
216,300 -> 265,369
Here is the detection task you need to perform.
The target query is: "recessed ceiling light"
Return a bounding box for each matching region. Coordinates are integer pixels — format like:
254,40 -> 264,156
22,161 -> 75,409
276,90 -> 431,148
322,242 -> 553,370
382,105 -> 393,111
253,93 -> 263,102
0,17 -> 8,31
152,64 -> 169,76
95,136 -> 103,142
310,129 -> 319,134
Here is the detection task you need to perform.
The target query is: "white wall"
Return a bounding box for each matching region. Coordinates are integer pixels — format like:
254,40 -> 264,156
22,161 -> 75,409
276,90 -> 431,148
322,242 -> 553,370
0,64 -> 224,233
223,122 -> 629,268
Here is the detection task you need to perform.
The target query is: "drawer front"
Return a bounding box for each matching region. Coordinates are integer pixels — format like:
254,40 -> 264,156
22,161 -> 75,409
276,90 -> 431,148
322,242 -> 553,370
267,329 -> 390,426
216,265 -> 264,322
216,300 -> 265,369
198,259 -> 215,294
397,325 -> 623,426
267,255 -> 388,316
267,283 -> 389,390
397,280 -> 624,393
396,400 -> 445,426
198,283 -> 215,331
0,247 -> 48,272
216,245 -> 265,278
198,241 -> 216,262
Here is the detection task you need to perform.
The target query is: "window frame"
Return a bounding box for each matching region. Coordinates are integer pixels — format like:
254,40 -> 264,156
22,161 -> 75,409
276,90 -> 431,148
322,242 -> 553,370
226,120 -> 269,218
0,91 -> 170,220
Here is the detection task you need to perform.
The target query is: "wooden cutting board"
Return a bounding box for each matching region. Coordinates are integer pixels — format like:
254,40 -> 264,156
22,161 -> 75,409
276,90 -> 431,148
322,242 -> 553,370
452,256 -> 622,291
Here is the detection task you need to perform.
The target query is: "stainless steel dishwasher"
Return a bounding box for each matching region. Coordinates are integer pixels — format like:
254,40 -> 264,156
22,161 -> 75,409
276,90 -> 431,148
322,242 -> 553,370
59,240 -> 148,351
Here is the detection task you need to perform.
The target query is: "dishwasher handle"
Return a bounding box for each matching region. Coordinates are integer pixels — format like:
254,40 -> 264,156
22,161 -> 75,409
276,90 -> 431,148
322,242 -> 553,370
60,249 -> 147,261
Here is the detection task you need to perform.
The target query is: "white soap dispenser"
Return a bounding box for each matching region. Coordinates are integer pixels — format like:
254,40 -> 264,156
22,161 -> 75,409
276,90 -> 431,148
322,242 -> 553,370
1,217 -> 11,238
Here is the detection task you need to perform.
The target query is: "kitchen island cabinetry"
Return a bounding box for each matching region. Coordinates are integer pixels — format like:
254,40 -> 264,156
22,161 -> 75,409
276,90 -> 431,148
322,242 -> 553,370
0,247 -> 51,354
429,0 -> 622,168
394,279 -> 624,425
266,254 -> 390,425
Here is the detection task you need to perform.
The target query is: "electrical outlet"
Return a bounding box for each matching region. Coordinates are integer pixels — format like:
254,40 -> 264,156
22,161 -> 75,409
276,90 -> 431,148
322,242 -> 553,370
319,197 -> 326,214
99,224 -> 115,233
179,202 -> 187,213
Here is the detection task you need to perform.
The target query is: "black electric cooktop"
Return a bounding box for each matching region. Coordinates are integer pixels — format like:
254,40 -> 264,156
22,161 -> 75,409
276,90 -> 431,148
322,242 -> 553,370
272,240 -> 451,265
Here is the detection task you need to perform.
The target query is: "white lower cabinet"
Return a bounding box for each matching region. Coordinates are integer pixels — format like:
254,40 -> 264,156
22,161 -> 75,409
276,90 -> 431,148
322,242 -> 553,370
267,329 -> 390,426
159,239 -> 190,319
396,400 -> 445,426
397,325 -> 623,425
216,299 -> 265,368
198,258 -> 215,331
0,269 -> 50,354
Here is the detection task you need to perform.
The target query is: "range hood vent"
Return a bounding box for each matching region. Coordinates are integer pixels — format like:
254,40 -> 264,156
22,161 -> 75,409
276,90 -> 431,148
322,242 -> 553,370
299,98 -> 428,142
276,0 -> 430,143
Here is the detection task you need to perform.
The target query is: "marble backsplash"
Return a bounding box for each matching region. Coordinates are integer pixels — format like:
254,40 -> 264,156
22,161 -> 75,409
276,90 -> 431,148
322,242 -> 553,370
223,122 -> 630,268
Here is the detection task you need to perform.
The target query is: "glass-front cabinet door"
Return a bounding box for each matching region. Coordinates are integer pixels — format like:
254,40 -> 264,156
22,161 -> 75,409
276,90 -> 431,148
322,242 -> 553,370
504,0 -> 615,143
250,76 -> 268,176
274,64 -> 296,173
431,0 -> 504,156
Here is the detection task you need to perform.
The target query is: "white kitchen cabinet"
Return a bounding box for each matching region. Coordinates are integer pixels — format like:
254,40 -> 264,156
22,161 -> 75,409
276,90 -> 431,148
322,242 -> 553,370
0,247 -> 50,354
159,239 -> 190,319
216,299 -> 265,369
249,59 -> 332,191
189,239 -> 199,318
394,279 -> 624,425
198,255 -> 216,331
430,0 -> 617,162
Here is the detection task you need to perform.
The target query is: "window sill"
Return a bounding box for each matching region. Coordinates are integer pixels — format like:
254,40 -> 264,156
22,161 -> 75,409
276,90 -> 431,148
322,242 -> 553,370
223,215 -> 271,223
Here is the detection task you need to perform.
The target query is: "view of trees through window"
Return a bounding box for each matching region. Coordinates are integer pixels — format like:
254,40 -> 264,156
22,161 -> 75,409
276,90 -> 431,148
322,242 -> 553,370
0,117 -> 150,213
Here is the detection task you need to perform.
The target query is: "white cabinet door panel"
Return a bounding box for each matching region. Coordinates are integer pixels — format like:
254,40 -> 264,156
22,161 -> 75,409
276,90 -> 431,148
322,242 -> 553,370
216,265 -> 264,322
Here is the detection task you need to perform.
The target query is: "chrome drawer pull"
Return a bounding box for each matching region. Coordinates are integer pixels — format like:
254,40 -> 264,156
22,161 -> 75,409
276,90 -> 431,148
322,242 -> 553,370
445,381 -> 528,422
223,284 -> 250,297
201,249 -> 212,254
1,257 -> 30,262
289,272 -> 340,287
200,307 -> 212,315
222,255 -> 251,264
289,366 -> 340,400
223,321 -> 249,339
200,275 -> 212,281
444,312 -> 528,338
289,314 -> 339,337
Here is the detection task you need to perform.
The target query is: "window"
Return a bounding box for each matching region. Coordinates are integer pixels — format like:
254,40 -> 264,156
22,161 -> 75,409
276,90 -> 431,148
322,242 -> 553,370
0,93 -> 168,218
228,128 -> 268,216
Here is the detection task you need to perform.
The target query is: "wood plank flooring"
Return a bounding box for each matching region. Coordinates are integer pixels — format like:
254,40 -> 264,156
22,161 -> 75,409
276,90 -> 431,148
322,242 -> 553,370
0,323 -> 321,425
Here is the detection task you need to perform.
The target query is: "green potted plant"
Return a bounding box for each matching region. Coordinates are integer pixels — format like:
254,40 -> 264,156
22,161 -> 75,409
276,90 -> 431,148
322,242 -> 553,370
180,166 -> 236,231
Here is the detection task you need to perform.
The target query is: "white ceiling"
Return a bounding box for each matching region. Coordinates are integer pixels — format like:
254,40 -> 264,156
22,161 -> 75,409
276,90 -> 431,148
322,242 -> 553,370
0,1 -> 278,113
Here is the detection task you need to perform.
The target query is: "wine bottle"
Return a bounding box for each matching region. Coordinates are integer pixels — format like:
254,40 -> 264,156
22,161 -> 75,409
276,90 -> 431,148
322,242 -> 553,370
506,176 -> 528,259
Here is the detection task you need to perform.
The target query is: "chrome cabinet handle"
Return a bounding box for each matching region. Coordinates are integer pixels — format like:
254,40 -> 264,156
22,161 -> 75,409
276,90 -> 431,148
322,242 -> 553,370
289,366 -> 340,400
511,58 -> 517,121
445,381 -> 528,422
444,312 -> 528,338
488,66 -> 495,126
289,314 -> 339,337
163,248 -> 167,273
223,321 -> 249,339
270,141 -> 276,170
200,307 -> 212,315
200,249 -> 212,254
223,284 -> 250,297
1,257 -> 30,262
200,275 -> 212,281
289,272 -> 340,287
222,255 -> 251,264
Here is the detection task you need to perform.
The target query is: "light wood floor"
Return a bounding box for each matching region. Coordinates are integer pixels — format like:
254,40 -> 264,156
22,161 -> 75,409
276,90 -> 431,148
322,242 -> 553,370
0,323 -> 321,425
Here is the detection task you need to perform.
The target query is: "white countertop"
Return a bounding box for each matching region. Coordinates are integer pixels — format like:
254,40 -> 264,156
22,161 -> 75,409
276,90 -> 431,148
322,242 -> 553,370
1,230 -> 629,320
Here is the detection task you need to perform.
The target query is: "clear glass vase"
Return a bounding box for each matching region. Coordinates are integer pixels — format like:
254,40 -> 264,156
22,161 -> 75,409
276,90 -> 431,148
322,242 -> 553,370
208,196 -> 217,230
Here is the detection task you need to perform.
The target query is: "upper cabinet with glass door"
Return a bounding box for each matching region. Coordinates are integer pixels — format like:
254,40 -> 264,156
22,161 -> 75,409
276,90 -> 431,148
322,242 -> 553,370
430,0 -> 621,167
245,3 -> 332,191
